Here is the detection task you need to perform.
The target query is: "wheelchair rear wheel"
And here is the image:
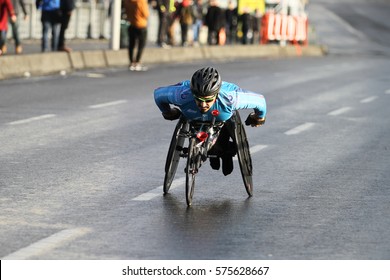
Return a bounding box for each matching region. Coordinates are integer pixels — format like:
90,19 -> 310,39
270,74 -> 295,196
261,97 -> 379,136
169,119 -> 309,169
233,112 -> 253,196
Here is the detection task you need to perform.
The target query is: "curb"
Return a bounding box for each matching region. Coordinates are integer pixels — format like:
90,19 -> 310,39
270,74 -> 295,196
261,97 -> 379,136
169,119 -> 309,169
0,44 -> 327,80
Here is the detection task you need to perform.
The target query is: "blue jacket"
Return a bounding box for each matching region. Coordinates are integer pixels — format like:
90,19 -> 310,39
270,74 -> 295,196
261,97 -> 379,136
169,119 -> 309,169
154,80 -> 267,122
36,0 -> 60,11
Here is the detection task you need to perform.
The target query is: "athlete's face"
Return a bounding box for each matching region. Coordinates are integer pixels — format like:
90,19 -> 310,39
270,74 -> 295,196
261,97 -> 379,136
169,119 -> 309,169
193,94 -> 217,113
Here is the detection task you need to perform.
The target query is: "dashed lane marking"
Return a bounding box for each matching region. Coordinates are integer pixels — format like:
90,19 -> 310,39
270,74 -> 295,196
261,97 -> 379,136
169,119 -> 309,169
360,96 -> 378,103
7,114 -> 56,125
284,122 -> 315,135
86,73 -> 106,78
88,99 -> 128,109
327,107 -> 352,116
234,144 -> 268,161
2,227 -> 91,260
250,144 -> 268,154
132,177 -> 185,201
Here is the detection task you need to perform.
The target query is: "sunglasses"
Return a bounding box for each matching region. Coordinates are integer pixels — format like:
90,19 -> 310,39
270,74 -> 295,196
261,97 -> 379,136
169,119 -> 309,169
193,95 -> 217,103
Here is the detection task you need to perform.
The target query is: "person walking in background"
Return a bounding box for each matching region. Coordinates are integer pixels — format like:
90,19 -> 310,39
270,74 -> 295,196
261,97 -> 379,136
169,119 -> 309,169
191,0 -> 203,46
156,0 -> 172,48
58,0 -> 74,52
123,0 -> 149,71
178,0 -> 193,46
167,0 -> 180,46
36,0 -> 61,52
239,7 -> 251,45
225,0 -> 237,44
205,0 -> 223,45
250,8 -> 261,44
8,0 -> 28,54
0,0 -> 16,55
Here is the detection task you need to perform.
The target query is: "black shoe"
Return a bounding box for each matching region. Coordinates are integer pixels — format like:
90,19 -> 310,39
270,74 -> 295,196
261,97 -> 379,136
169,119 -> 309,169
222,155 -> 233,176
210,157 -> 220,170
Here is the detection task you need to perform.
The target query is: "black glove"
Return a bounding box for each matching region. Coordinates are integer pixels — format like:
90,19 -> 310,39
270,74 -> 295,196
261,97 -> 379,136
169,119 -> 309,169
162,108 -> 181,121
245,113 -> 266,127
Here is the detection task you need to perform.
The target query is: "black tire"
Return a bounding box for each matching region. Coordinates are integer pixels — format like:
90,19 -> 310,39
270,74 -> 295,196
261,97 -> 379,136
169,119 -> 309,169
233,112 -> 253,196
163,119 -> 187,194
185,137 -> 199,206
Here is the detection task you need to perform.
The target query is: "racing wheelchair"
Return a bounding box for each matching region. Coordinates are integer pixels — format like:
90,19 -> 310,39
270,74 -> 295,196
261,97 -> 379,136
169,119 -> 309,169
163,110 -> 253,206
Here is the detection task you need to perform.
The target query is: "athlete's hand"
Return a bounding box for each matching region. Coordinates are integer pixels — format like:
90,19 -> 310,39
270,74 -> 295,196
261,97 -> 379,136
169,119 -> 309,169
245,113 -> 266,127
162,108 -> 181,121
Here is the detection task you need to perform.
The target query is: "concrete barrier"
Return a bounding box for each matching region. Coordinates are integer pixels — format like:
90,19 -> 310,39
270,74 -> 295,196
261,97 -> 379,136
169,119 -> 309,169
0,52 -> 72,79
0,44 -> 327,80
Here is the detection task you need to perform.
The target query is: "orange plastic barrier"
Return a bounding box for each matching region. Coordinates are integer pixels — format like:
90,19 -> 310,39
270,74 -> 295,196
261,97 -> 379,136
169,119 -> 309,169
261,12 -> 308,45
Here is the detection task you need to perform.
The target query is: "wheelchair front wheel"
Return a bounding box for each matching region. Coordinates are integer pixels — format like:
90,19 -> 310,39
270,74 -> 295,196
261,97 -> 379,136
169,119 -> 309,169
185,138 -> 200,206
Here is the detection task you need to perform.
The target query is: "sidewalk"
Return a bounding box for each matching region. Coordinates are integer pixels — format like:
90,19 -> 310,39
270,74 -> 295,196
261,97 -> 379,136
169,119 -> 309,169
3,38 -> 113,55
0,39 -> 327,80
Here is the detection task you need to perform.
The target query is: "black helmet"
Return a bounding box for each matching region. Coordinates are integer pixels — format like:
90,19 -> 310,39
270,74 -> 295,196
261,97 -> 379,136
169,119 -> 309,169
190,67 -> 222,97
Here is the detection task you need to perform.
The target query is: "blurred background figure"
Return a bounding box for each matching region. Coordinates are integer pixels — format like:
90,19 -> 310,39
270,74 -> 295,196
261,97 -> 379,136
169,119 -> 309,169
178,0 -> 193,46
191,0 -> 203,46
167,0 -> 180,46
205,0 -> 224,45
0,0 -> 16,55
124,0 -> 149,71
280,0 -> 306,16
8,0 -> 28,54
250,8 -> 261,44
225,0 -> 237,44
156,0 -> 172,48
239,7 -> 251,44
36,0 -> 61,52
58,0 -> 75,52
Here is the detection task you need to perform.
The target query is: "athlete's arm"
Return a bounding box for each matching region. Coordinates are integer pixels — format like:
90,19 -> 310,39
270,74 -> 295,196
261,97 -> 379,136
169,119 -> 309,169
154,81 -> 187,112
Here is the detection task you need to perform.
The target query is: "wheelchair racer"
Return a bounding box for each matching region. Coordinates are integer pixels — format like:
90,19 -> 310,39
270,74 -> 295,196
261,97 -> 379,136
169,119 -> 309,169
154,66 -> 267,176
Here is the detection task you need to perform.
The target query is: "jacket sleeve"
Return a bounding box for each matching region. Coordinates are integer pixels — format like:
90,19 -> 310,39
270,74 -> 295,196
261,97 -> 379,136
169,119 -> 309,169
141,0 -> 150,18
18,0 -> 28,16
7,0 -> 16,16
154,81 -> 188,113
35,0 -> 42,9
234,86 -> 267,118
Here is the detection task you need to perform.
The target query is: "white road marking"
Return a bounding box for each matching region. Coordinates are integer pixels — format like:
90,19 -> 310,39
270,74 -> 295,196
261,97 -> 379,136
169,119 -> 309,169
132,177 -> 185,201
7,114 -> 56,125
250,144 -> 268,154
385,89 -> 390,94
327,107 -> 352,116
360,96 -> 378,103
88,99 -> 127,109
234,144 -> 268,161
284,122 -> 315,135
86,73 -> 106,78
2,227 -> 91,260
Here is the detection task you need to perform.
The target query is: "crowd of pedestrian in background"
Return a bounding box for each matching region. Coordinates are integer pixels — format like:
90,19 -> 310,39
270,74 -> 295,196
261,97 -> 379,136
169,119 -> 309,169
149,0 -> 267,48
35,0 -> 75,52
1,0 -> 74,55
1,0 -> 307,66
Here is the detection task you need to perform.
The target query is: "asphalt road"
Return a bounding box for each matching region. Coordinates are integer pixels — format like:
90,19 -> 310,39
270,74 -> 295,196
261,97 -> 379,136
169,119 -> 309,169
0,0 -> 389,260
